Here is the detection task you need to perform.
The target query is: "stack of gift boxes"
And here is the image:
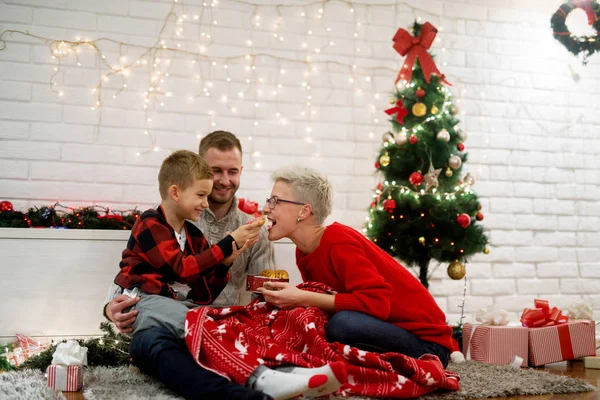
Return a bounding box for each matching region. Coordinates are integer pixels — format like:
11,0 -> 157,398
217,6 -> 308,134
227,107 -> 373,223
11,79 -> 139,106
462,299 -> 597,368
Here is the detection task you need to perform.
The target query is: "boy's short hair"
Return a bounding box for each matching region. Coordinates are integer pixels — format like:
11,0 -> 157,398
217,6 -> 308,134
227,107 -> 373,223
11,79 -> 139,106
198,130 -> 243,157
158,150 -> 213,199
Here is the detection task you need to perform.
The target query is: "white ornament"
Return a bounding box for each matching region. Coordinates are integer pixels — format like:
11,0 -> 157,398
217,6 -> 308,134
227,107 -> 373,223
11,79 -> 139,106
464,173 -> 476,186
382,132 -> 394,143
448,155 -> 462,169
436,129 -> 450,142
394,132 -> 408,146
458,129 -> 468,141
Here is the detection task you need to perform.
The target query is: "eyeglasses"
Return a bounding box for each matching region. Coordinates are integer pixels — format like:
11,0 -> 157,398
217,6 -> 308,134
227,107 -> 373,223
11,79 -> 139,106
265,196 -> 306,210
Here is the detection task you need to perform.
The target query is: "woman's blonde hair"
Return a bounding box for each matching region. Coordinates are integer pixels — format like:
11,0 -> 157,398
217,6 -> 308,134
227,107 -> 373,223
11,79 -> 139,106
272,165 -> 333,224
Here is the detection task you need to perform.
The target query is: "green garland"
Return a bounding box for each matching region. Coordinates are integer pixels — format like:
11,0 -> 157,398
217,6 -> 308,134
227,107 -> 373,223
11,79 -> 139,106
0,203 -> 140,230
0,323 -> 131,372
551,0 -> 600,62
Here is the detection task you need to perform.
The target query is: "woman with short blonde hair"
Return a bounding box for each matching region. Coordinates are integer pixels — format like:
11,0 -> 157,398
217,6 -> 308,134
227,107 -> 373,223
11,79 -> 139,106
259,165 -> 460,366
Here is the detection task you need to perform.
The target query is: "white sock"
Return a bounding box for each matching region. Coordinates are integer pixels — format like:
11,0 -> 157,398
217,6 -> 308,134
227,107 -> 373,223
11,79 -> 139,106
277,361 -> 347,397
252,365 -> 329,400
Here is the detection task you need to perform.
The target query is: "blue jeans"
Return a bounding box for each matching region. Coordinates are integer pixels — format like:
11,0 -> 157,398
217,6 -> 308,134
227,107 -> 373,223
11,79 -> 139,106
129,327 -> 272,400
325,311 -> 450,367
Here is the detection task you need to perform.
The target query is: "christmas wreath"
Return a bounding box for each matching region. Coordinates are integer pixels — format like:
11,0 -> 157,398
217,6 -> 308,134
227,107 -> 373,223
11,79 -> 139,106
551,0 -> 600,63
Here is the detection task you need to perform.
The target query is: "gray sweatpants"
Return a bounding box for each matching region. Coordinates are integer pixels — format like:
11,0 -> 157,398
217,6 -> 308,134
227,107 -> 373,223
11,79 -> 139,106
131,292 -> 198,339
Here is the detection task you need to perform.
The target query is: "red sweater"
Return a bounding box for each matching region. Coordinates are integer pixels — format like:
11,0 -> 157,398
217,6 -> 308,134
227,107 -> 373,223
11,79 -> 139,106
296,222 -> 459,353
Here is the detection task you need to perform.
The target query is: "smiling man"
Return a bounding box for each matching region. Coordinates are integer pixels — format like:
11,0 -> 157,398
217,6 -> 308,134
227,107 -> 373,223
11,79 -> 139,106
197,130 -> 274,307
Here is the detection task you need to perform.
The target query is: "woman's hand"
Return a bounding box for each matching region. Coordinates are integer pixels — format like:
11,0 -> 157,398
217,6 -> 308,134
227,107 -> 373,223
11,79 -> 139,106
257,282 -> 308,310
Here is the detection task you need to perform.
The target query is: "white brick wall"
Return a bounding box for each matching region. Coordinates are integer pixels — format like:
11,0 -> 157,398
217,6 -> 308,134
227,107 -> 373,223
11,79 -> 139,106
0,0 -> 598,325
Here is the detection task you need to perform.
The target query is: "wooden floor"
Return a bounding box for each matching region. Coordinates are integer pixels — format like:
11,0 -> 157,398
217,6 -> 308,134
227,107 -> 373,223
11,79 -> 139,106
61,360 -> 600,400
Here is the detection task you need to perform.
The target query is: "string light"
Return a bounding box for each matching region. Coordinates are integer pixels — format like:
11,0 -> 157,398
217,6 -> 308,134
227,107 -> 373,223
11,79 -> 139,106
0,0 -> 453,159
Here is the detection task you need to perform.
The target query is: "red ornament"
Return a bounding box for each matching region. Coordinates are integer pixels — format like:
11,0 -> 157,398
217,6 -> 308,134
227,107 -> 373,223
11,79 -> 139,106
0,201 -> 13,212
370,201 -> 376,209
416,88 -> 425,98
238,198 -> 261,217
375,161 -> 381,169
457,213 -> 471,228
383,199 -> 396,213
409,171 -> 424,186
377,182 -> 383,191
384,99 -> 410,124
476,212 -> 484,221
457,143 -> 465,151
409,135 -> 418,145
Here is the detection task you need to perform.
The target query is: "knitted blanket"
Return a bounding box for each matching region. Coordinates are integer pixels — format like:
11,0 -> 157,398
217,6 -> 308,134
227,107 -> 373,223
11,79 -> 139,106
185,282 -> 460,398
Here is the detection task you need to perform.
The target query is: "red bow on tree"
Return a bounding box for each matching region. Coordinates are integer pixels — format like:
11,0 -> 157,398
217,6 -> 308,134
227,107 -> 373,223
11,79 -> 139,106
238,198 -> 261,217
392,22 -> 450,85
385,100 -> 409,124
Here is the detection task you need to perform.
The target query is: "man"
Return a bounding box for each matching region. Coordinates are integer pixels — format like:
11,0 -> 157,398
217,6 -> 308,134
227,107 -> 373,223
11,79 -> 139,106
103,131 -> 275,400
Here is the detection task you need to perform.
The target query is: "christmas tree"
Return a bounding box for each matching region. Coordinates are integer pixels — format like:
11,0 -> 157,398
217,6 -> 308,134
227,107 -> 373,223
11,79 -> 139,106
365,22 -> 489,289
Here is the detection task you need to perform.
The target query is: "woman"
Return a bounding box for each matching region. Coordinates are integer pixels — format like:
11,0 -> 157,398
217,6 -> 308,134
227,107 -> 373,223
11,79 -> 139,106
258,165 -> 462,367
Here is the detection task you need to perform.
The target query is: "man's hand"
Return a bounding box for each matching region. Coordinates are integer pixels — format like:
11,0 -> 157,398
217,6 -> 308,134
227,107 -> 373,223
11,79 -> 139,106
105,294 -> 140,334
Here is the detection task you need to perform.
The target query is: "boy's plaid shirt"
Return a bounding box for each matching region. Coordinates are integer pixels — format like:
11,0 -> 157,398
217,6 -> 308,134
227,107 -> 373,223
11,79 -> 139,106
114,206 -> 234,304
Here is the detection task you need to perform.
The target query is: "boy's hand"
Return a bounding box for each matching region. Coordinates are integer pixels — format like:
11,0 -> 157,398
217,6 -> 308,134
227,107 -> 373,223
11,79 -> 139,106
222,237 -> 258,265
230,218 -> 262,247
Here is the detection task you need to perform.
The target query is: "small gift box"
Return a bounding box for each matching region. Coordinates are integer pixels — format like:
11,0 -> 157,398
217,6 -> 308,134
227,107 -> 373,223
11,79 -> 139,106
46,340 -> 87,391
462,305 -> 529,367
462,323 -> 529,367
521,299 -> 596,366
47,364 -> 83,391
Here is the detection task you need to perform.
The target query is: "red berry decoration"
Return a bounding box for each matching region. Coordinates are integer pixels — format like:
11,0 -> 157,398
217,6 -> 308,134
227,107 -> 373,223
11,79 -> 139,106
476,212 -> 484,221
416,88 -> 425,98
409,135 -> 418,145
383,199 -> 396,213
457,143 -> 465,151
375,161 -> 380,169
0,201 -> 13,212
457,213 -> 471,228
409,171 -> 424,186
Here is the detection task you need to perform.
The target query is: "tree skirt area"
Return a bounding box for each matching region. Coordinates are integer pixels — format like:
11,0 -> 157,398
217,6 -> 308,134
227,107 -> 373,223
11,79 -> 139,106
0,361 -> 596,400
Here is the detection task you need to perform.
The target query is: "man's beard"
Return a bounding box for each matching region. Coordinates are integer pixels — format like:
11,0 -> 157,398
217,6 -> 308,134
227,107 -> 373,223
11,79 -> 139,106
209,185 -> 237,205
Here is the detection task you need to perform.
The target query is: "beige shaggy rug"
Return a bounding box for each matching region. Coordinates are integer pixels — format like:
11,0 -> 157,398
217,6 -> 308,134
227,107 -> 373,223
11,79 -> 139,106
0,361 -> 595,399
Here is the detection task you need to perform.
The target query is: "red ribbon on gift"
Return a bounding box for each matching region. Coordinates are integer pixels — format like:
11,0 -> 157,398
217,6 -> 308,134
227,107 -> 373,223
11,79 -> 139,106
385,100 -> 409,124
520,299 -> 569,327
238,198 -> 261,217
392,22 -> 450,85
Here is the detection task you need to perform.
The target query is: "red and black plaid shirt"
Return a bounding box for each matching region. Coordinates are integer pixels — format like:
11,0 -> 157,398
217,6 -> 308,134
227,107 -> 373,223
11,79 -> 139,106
114,206 -> 234,304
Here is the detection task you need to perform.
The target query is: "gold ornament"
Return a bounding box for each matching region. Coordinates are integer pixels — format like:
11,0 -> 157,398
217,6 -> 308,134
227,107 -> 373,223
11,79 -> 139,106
445,167 -> 453,177
379,152 -> 391,167
389,97 -> 396,104
447,260 -> 466,280
450,105 -> 459,115
483,247 -> 490,254
412,102 -> 427,117
431,105 -> 439,114
418,237 -> 426,245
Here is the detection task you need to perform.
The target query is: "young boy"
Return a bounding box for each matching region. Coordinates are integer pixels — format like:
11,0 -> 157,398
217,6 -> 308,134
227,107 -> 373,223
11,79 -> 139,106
113,150 -> 262,339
